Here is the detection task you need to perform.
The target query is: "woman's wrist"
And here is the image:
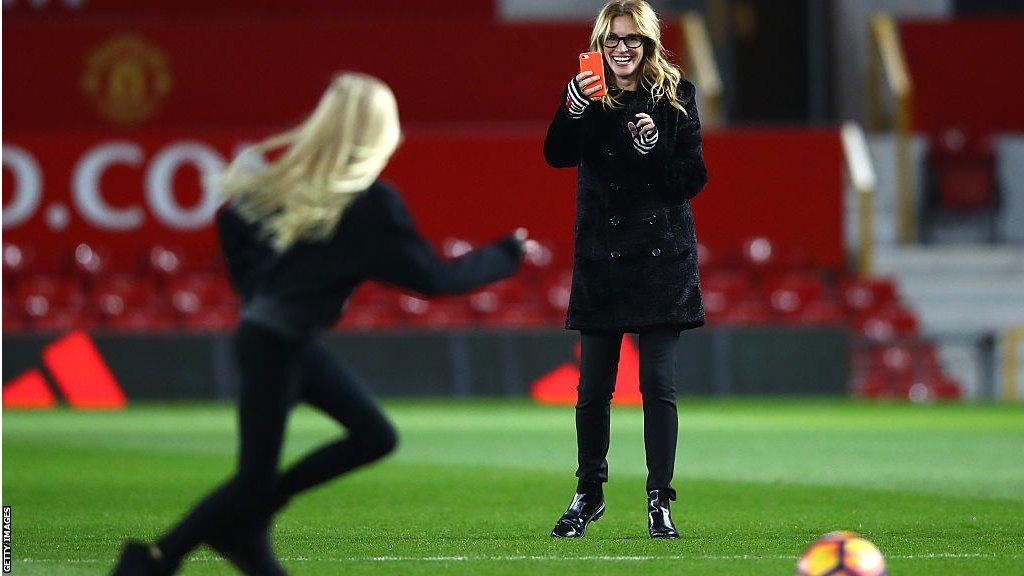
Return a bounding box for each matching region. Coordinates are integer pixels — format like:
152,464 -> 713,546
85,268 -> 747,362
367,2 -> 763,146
633,127 -> 658,154
566,78 -> 591,118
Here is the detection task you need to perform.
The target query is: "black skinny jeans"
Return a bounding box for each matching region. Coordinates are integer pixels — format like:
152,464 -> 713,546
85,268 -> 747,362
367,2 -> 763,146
575,328 -> 680,497
157,321 -> 397,562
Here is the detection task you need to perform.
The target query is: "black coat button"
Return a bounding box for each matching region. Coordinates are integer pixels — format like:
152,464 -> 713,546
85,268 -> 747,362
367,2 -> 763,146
609,216 -> 621,226
610,251 -> 621,259
651,248 -> 661,256
648,213 -> 657,224
609,182 -> 621,192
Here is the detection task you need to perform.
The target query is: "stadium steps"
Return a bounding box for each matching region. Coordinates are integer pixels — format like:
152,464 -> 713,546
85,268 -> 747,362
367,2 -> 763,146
873,245 -> 1024,335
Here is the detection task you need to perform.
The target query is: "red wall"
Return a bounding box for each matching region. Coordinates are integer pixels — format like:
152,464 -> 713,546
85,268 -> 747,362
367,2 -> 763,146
3,0 -> 493,18
4,19 -> 683,130
3,128 -> 845,271
901,17 -> 1024,134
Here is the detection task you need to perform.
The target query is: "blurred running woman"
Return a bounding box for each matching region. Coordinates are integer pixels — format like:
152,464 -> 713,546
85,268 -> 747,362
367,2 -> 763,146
112,72 -> 534,575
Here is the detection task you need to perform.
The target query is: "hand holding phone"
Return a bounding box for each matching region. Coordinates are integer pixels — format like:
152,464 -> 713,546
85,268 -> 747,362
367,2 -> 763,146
578,52 -> 607,99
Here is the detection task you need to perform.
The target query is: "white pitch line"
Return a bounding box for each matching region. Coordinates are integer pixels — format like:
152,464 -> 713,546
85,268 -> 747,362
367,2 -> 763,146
19,552 -> 1007,564
270,553 -> 1007,561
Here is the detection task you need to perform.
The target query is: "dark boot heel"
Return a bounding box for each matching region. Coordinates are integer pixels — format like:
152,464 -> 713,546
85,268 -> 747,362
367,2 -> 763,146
551,493 -> 606,538
206,516 -> 288,576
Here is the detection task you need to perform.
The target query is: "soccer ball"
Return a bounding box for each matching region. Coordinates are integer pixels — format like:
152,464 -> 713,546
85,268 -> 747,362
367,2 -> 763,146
797,531 -> 887,576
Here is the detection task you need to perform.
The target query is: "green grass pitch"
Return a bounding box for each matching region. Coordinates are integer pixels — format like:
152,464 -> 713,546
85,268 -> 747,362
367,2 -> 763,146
4,399 -> 1023,575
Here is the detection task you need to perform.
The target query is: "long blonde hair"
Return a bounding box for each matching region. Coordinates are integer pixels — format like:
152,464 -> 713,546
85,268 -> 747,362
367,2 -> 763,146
219,72 -> 402,251
589,0 -> 684,111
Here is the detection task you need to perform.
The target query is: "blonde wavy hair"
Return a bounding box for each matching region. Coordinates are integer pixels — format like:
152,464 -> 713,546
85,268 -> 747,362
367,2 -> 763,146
589,0 -> 684,111
219,72 -> 402,251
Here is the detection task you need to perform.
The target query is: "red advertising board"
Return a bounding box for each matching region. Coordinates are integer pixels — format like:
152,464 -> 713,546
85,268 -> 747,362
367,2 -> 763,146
3,128 -> 846,271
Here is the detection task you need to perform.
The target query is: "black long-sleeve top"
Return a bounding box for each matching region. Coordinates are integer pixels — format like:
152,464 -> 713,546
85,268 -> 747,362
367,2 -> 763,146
217,180 -> 523,338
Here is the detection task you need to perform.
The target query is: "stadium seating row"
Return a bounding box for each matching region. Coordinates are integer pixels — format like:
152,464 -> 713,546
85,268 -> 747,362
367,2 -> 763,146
4,237 -> 910,332
852,340 -> 961,400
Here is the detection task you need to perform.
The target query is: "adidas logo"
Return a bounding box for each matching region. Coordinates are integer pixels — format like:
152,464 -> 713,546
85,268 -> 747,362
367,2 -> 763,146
3,330 -> 127,409
531,336 -> 643,405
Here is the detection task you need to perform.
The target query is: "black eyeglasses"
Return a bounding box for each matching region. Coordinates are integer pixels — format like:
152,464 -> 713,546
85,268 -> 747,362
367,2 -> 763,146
603,34 -> 645,49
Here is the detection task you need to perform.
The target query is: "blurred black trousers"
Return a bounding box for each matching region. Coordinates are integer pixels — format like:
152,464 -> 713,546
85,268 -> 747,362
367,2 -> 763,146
575,328 -> 680,496
158,321 -> 397,561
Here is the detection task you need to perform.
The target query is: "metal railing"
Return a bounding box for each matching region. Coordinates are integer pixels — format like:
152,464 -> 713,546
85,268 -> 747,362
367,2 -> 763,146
868,12 -> 915,244
1002,326 -> 1024,401
680,11 -> 723,128
841,122 -> 878,276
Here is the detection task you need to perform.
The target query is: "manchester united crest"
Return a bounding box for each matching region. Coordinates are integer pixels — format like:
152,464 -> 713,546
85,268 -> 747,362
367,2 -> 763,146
82,35 -> 173,126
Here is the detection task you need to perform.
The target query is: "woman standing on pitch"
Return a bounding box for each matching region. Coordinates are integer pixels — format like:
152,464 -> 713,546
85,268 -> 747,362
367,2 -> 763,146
544,0 -> 707,539
113,72 -> 533,575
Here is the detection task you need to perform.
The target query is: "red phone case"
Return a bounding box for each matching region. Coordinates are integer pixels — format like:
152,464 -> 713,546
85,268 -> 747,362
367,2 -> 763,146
579,51 -> 607,98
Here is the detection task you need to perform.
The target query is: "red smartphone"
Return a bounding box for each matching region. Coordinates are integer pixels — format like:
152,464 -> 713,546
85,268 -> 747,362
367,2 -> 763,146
579,51 -> 607,98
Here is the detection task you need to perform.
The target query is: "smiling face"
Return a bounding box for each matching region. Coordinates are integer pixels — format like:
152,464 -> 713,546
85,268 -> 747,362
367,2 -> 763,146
603,15 -> 644,88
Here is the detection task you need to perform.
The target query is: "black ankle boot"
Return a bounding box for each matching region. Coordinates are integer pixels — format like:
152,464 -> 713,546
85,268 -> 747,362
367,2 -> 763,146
647,489 -> 679,539
207,517 -> 288,576
551,491 -> 606,538
110,541 -> 178,576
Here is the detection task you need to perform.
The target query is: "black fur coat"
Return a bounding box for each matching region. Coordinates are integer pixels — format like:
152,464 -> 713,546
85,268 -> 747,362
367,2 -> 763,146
544,79 -> 708,332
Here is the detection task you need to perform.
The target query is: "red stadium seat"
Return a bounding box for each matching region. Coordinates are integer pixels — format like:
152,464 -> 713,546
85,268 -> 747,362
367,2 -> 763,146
29,306 -> 101,332
468,289 -> 502,316
924,127 -> 1000,242
871,344 -> 914,377
519,238 -> 556,285
181,305 -> 239,332
3,292 -> 26,331
708,300 -> 771,326
481,302 -> 552,328
865,342 -> 943,377
855,305 -> 920,341
927,375 -> 962,400
696,242 -> 715,269
764,272 -> 826,301
929,127 -> 998,209
167,274 -> 236,319
145,245 -> 210,279
542,269 -> 573,319
764,272 -> 827,319
468,277 -> 531,317
851,369 -> 889,398
702,269 -> 753,301
840,277 -> 898,315
3,242 -> 65,277
852,337 -> 959,400
397,294 -> 476,328
785,299 -> 845,325
15,275 -> 85,318
105,305 -> 177,332
903,373 -> 958,402
91,274 -> 160,317
701,270 -> 753,316
336,305 -> 403,330
71,243 -> 113,277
